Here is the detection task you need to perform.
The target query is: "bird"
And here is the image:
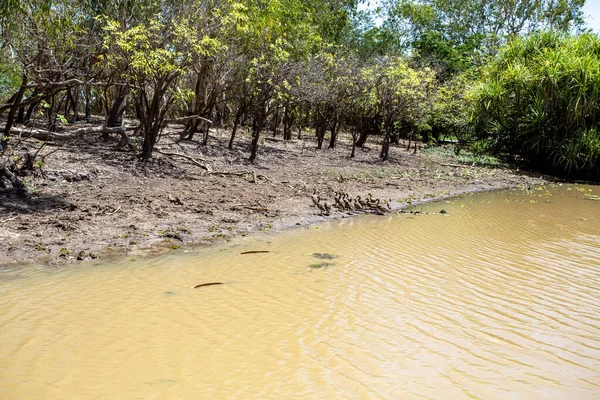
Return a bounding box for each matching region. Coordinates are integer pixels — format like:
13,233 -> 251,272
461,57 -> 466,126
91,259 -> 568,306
334,192 -> 345,209
315,196 -> 330,215
342,193 -> 354,211
374,201 -> 389,215
311,188 -> 320,207
353,198 -> 363,210
366,193 -> 377,208
356,195 -> 367,208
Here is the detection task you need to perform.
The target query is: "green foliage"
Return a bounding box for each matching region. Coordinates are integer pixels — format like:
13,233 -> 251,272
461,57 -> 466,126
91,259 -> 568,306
371,57 -> 436,132
0,60 -> 21,102
474,32 -> 600,176
422,145 -> 502,166
383,0 -> 586,77
428,72 -> 477,144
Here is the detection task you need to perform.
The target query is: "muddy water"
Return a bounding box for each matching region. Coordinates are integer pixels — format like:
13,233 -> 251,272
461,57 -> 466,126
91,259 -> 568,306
2,185 -> 600,399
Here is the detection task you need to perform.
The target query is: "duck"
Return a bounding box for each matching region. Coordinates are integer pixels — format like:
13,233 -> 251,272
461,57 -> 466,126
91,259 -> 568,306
311,188 -> 320,207
353,198 -> 363,211
356,195 -> 367,208
366,193 -> 377,208
374,200 -> 389,215
342,193 -> 354,211
315,196 -> 330,215
334,191 -> 345,209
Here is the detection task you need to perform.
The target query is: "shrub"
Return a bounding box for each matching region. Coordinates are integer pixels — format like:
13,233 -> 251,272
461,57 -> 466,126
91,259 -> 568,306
474,31 -> 600,176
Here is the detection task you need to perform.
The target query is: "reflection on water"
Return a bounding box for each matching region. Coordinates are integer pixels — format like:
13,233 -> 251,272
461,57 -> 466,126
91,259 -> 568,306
1,184 -> 600,399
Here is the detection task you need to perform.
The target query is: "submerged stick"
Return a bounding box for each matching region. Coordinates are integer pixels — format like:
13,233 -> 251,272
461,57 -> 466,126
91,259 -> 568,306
240,250 -> 270,255
192,282 -> 224,289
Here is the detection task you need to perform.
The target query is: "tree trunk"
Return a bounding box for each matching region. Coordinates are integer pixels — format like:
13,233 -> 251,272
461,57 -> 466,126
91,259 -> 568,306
249,115 -> 261,163
316,124 -> 326,149
141,124 -> 160,160
380,118 -> 392,161
85,86 -> 91,120
136,79 -> 170,160
24,94 -> 41,125
315,107 -> 327,149
271,107 -> 279,137
106,86 -> 128,127
283,105 -> 294,141
16,105 -> 25,124
71,87 -> 80,121
249,102 -> 269,162
201,121 -> 210,146
356,128 -> 369,147
228,105 -> 244,149
328,118 -> 341,149
2,74 -> 28,148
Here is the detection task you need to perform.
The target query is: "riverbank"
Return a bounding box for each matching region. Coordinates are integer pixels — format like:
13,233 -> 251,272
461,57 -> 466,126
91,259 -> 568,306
0,125 -> 546,266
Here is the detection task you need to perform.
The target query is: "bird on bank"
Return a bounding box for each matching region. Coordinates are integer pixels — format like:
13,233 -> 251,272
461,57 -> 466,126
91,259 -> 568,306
315,196 -> 331,215
334,191 -> 345,209
342,193 -> 354,211
311,188 -> 320,207
366,193 -> 376,207
353,198 -> 363,211
356,195 -> 367,208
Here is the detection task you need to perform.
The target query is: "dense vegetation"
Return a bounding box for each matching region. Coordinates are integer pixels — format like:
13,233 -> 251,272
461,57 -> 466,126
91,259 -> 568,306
0,0 -> 596,189
475,32 -> 600,175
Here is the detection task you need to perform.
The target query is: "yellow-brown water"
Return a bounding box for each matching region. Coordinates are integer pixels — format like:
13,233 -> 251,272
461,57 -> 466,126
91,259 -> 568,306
2,184 -> 600,399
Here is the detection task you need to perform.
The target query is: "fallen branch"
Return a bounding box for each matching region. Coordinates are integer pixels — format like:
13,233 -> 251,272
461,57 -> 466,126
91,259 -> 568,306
209,170 -> 272,184
5,124 -> 136,150
156,149 -> 212,172
0,215 -> 18,224
108,206 -> 122,215
440,163 -> 471,168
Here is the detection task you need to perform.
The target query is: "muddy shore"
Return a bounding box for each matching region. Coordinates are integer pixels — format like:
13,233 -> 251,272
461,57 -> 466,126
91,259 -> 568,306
0,124 -> 546,266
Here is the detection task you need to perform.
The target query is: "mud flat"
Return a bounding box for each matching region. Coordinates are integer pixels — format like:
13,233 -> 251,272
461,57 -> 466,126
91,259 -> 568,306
0,127 -> 545,266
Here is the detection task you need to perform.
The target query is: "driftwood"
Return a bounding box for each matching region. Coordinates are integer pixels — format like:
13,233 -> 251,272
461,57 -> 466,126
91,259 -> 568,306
156,149 -> 212,171
240,250 -> 270,255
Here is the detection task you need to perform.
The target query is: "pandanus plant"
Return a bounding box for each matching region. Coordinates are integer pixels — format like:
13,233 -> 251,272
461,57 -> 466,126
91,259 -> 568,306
474,31 -> 600,177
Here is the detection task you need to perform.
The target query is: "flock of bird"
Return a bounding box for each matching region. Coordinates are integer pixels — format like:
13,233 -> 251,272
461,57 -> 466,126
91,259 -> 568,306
311,189 -> 391,216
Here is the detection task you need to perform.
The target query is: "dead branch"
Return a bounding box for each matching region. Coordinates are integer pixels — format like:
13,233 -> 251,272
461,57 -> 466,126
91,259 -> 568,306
0,215 -> 18,224
156,149 -> 212,171
440,163 -> 471,168
209,170 -> 272,183
165,115 -> 213,125
4,124 -> 136,149
24,79 -> 126,90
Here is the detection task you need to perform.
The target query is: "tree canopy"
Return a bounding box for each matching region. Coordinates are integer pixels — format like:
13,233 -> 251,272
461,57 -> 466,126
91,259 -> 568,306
1,0 -> 598,183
